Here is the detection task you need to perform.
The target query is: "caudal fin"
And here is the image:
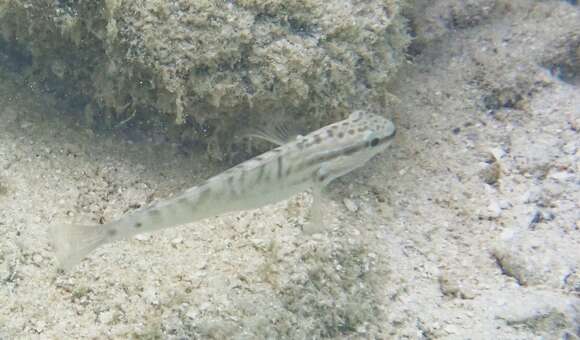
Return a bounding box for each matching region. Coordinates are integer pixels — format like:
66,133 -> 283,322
48,223 -> 109,271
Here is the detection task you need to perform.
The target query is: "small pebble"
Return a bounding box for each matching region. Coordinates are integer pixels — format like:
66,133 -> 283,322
487,201 -> 502,218
171,237 -> 184,246
143,286 -> 159,305
490,147 -> 506,160
197,260 -> 207,270
562,142 -> 577,155
498,199 -> 512,209
479,162 -> 501,185
541,211 -> 555,221
343,198 -> 359,212
33,320 -> 46,334
186,309 -> 198,320
32,254 -> 43,265
134,234 -> 151,241
444,324 -> 459,334
528,210 -> 542,227
98,310 -> 115,325
522,187 -> 543,204
548,171 -> 573,181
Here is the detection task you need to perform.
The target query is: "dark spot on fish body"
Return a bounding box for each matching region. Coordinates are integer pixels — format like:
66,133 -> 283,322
134,222 -> 143,228
107,229 -> 117,236
326,129 -> 334,137
313,134 -> 322,144
338,132 -> 344,138
348,129 -> 355,135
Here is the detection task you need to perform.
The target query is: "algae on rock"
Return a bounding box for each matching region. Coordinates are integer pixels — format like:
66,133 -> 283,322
0,0 -> 410,159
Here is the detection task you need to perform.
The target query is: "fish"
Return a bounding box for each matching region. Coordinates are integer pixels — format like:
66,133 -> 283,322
49,110 -> 396,270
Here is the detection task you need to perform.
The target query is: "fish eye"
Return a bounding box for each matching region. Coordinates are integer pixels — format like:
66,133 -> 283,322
370,138 -> 380,147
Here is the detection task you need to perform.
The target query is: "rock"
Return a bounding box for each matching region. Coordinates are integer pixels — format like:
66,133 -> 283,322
438,273 -> 475,300
134,234 -> 151,242
31,253 -> 43,265
489,147 -> 507,160
548,170 -> 574,181
494,290 -> 579,338
196,260 -> 208,270
498,200 -> 512,210
487,200 -> 503,218
171,237 -> 184,247
562,142 -> 577,155
98,310 -> 115,325
142,286 -> 159,305
541,210 -> 555,221
522,187 -> 544,204
492,227 -> 579,289
186,309 -> 198,320
343,198 -> 359,212
564,271 -> 580,293
511,133 -> 561,178
0,261 -> 10,282
527,209 -> 542,228
33,320 -> 46,334
479,161 -> 501,185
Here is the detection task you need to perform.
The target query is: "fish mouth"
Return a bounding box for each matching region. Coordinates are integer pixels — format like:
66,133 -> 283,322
380,123 -> 397,144
388,124 -> 397,139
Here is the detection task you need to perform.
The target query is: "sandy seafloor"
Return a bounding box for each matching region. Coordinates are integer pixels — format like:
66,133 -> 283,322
1,1 -> 579,339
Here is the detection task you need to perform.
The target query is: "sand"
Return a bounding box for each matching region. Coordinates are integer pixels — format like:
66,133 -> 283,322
1,0 -> 579,339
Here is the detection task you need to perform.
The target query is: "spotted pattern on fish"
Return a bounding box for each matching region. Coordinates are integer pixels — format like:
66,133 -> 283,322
49,111 -> 397,270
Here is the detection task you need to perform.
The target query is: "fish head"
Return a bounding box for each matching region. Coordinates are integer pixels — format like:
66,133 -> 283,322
345,110 -> 397,159
305,111 -> 396,185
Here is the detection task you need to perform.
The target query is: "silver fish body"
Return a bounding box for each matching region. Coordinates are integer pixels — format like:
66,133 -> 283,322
49,111 -> 396,270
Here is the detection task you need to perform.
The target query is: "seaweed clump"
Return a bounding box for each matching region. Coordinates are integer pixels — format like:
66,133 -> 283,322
0,0 -> 410,158
167,237 -> 388,339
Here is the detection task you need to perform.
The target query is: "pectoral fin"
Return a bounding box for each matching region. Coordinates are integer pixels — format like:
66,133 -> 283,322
304,165 -> 333,235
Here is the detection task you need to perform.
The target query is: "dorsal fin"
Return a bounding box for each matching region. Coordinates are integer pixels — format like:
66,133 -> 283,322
243,123 -> 304,146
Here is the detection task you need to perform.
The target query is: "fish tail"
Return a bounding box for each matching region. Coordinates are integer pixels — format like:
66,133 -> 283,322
48,223 -> 110,271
